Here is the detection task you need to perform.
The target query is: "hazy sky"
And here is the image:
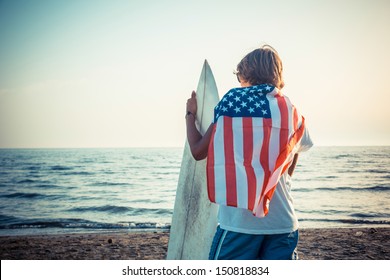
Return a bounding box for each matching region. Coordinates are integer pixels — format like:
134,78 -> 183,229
1,0 -> 389,148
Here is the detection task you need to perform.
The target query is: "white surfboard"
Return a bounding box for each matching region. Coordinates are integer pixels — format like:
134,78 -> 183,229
167,60 -> 219,260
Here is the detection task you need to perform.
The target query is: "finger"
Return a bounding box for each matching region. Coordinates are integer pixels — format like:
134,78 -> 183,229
191,90 -> 196,99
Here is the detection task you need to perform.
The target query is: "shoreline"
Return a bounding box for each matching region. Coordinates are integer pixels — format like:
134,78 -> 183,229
1,227 -> 389,260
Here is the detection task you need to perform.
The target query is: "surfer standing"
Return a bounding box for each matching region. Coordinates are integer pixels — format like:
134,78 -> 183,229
185,45 -> 313,260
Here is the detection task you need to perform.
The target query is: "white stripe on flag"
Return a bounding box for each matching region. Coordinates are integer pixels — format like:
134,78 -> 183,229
232,117 -> 248,209
251,117 -> 265,211
213,117 -> 226,205
268,95 -> 281,170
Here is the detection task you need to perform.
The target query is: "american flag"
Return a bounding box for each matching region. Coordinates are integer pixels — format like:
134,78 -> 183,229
206,84 -> 306,217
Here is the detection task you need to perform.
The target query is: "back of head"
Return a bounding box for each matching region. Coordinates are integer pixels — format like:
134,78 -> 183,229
236,45 -> 285,89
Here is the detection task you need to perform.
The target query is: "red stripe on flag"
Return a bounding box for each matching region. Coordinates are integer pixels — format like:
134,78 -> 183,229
274,117 -> 306,172
259,118 -> 272,200
277,95 -> 289,153
242,117 -> 256,211
261,118 -> 306,216
263,187 -> 276,216
281,161 -> 290,175
206,124 -> 217,203
293,106 -> 298,131
223,117 -> 237,207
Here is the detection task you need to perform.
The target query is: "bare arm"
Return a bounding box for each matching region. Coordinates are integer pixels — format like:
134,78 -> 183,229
186,91 -> 213,161
288,153 -> 299,176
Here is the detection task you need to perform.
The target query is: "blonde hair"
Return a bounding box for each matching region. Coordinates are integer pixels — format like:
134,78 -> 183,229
236,45 -> 285,89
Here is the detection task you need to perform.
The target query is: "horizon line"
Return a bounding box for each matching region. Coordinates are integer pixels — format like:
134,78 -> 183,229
0,144 -> 389,150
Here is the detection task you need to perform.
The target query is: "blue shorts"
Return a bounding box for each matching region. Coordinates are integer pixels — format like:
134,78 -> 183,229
209,226 -> 299,260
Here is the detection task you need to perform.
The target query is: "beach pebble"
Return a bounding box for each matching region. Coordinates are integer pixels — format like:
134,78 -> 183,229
355,231 -> 363,237
108,238 -> 113,244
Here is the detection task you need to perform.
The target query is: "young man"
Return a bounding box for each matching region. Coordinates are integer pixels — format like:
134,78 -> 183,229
185,45 -> 313,260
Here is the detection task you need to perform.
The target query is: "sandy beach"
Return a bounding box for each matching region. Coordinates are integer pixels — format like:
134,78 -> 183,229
0,227 -> 389,260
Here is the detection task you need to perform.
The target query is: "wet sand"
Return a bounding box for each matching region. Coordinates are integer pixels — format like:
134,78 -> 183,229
1,227 -> 389,260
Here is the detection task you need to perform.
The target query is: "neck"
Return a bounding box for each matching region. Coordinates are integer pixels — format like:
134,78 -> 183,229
240,81 -> 252,87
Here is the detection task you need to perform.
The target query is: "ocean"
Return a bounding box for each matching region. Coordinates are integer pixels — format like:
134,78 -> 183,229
0,146 -> 389,236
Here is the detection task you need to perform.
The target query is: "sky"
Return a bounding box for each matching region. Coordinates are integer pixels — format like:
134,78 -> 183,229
0,0 -> 389,148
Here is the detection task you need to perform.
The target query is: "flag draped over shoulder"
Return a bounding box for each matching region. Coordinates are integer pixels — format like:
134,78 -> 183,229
206,84 -> 305,217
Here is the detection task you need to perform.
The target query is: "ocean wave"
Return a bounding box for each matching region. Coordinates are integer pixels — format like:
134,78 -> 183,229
69,205 -> 131,214
296,175 -> 338,181
339,219 -> 390,225
350,213 -> 390,219
51,165 -> 73,171
299,218 -> 390,225
0,218 -> 170,231
296,209 -> 345,215
334,154 -> 355,159
366,169 -> 389,174
26,165 -> 42,170
88,182 -> 128,187
67,205 -> 173,215
33,184 -> 62,189
49,166 -> 94,176
0,214 -> 19,224
63,171 -> 94,176
17,179 -> 36,184
368,185 -> 390,191
1,192 -> 62,200
295,185 -> 390,192
128,222 -> 170,230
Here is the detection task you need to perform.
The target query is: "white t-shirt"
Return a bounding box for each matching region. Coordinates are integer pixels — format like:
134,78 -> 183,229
218,127 -> 313,234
